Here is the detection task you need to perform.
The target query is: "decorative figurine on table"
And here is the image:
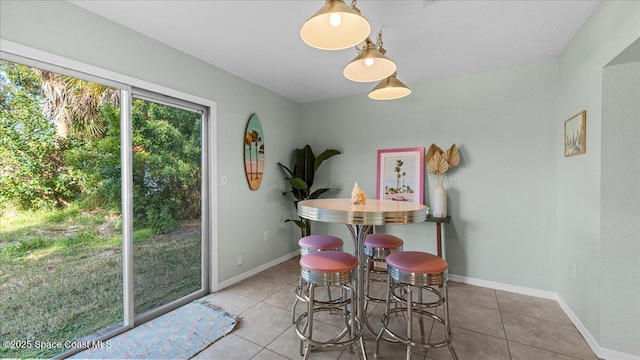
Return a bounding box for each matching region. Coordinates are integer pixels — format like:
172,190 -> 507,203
351,182 -> 366,205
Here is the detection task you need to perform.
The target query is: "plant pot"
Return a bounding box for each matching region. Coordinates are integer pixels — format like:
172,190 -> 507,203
433,185 -> 447,217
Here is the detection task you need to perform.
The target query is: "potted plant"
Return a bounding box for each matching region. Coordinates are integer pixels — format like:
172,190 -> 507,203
278,144 -> 341,237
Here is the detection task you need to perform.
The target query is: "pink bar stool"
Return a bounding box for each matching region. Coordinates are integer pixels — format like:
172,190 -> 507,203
292,235 -> 344,323
375,251 -> 458,360
299,234 -> 344,255
295,251 -> 366,359
363,233 -> 404,333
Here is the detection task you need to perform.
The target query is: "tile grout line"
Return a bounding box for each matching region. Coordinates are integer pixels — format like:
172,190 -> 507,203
201,263 -> 600,360
495,291 -> 598,360
505,339 -> 588,360
495,288 -> 514,360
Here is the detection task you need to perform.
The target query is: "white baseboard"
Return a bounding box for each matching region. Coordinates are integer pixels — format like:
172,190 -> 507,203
214,250 -> 300,291
598,348 -> 640,360
448,274 -> 558,300
556,296 -> 640,360
555,296 -> 603,359
449,274 -> 640,360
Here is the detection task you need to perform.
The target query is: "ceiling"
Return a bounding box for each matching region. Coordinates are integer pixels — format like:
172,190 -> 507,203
69,0 -> 600,104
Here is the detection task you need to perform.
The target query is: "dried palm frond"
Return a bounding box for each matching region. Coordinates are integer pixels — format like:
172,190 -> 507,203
443,144 -> 460,168
427,151 -> 448,175
425,144 -> 443,163
425,143 -> 462,186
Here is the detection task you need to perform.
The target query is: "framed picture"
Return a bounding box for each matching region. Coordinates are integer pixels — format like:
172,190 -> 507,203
376,147 -> 424,204
564,111 -> 586,157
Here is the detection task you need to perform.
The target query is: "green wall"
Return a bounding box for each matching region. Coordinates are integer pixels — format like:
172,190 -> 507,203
2,0 -> 639,356
0,0 -> 303,282
602,57 -> 640,356
300,2 -> 640,356
300,60 -> 560,291
556,1 -> 640,356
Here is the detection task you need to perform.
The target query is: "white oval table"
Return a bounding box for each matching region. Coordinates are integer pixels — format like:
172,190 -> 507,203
297,198 -> 427,357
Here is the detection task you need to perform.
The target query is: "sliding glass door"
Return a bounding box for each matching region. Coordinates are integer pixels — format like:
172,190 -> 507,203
130,92 -> 208,319
0,60 -> 124,359
0,55 -> 210,359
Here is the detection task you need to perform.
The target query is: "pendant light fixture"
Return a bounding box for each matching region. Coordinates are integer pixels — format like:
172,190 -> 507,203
368,72 -> 412,100
300,0 -> 371,50
343,33 -> 396,83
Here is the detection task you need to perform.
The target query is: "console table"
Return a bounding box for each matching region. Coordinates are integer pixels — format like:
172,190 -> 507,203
426,215 -> 451,258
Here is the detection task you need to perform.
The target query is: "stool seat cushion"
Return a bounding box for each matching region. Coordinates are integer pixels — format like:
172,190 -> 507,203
386,251 -> 448,274
364,233 -> 404,248
299,235 -> 344,250
300,251 -> 358,272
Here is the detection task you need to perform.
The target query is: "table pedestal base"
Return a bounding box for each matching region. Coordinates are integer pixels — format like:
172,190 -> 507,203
346,224 -> 372,360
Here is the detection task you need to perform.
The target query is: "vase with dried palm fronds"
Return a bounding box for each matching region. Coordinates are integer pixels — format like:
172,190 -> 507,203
425,144 -> 461,217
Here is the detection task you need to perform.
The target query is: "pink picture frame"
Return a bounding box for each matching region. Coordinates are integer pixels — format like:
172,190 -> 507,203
376,147 -> 425,204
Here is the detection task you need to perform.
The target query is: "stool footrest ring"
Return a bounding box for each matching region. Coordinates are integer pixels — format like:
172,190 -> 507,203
295,310 -> 363,349
380,310 -> 454,349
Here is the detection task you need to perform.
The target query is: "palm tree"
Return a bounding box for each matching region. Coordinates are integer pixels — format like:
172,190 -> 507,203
395,159 -> 404,190
251,130 -> 261,179
249,130 -> 258,179
259,144 -> 265,178
245,133 -> 253,179
35,69 -> 119,139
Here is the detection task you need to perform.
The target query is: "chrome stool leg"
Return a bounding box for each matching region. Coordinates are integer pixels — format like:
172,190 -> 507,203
375,251 -> 457,360
293,235 -> 344,324
362,233 -> 404,336
443,282 -> 458,359
295,251 -> 365,359
292,276 -> 304,324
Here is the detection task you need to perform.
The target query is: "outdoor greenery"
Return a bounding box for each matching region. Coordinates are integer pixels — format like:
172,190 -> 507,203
0,60 -> 203,358
1,62 -> 82,209
0,208 -> 201,359
1,60 -> 201,232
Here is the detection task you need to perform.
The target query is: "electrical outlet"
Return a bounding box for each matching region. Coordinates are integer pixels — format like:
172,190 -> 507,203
237,254 -> 243,266
264,230 -> 269,241
570,264 -> 576,279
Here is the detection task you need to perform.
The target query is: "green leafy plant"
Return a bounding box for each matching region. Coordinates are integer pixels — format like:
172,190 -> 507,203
278,144 -> 341,237
1,61 -> 202,234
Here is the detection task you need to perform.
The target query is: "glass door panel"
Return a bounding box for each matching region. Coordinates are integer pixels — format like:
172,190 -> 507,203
130,97 -> 204,316
0,60 -> 123,359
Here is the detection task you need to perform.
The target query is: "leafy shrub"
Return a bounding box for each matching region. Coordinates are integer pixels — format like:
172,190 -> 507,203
1,61 -> 201,233
0,62 -> 82,209
145,207 -> 179,234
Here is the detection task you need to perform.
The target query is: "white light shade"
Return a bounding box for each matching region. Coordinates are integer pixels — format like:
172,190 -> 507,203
343,39 -> 397,82
368,73 -> 411,100
300,0 -> 371,50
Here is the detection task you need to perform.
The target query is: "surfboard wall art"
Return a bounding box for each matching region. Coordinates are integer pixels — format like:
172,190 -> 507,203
244,113 -> 264,190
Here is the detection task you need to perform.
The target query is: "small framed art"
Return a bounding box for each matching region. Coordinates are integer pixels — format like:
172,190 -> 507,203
564,111 -> 586,157
376,147 -> 424,204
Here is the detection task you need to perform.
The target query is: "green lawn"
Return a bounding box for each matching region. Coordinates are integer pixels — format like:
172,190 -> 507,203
0,208 -> 201,359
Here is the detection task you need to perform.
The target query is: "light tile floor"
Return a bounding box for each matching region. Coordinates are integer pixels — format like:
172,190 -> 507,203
192,257 -> 597,360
